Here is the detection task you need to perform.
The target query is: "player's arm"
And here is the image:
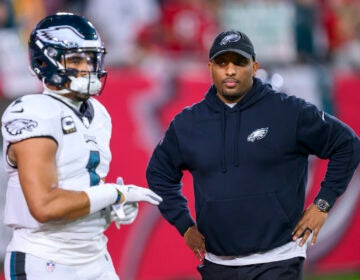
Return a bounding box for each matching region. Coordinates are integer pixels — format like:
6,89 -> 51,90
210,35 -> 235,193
10,137 -> 162,223
10,137 -> 92,222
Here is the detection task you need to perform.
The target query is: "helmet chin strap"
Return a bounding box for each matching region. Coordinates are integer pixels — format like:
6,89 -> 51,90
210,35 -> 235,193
68,73 -> 102,96
42,79 -> 71,94
42,74 -> 102,96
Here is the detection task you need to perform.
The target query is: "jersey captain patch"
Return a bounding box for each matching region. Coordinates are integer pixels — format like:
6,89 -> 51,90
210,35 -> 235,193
61,116 -> 77,134
4,119 -> 38,135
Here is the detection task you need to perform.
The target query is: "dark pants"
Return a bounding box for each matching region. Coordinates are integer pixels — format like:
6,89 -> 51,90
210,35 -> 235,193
197,257 -> 304,280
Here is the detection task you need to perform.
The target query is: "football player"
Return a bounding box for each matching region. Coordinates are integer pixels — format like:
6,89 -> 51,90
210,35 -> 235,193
1,12 -> 162,280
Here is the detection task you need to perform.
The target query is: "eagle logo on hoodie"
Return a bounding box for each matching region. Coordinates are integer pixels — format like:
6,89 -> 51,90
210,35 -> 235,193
247,127 -> 269,142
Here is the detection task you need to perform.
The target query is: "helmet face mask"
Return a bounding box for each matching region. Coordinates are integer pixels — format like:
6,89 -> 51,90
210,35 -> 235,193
29,13 -> 107,96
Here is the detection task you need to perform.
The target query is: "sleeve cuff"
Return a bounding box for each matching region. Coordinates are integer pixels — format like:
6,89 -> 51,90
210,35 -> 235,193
174,215 -> 195,236
315,188 -> 339,207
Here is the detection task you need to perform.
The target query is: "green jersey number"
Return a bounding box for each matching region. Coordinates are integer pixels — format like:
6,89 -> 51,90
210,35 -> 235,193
86,151 -> 100,186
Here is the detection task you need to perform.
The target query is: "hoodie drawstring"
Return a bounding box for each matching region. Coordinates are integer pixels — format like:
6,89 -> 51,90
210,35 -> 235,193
234,110 -> 240,167
221,106 -> 227,173
221,107 -> 241,172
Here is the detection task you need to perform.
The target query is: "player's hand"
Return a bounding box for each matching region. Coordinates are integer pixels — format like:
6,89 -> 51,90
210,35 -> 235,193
109,177 -> 161,228
292,203 -> 328,247
115,184 -> 162,205
112,177 -> 162,205
111,202 -> 139,229
184,225 -> 206,261
111,177 -> 140,228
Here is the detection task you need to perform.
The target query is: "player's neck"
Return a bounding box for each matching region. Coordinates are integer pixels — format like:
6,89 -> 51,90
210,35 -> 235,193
43,87 -> 83,111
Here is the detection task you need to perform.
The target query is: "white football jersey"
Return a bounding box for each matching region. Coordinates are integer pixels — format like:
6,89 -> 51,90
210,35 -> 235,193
1,92 -> 112,264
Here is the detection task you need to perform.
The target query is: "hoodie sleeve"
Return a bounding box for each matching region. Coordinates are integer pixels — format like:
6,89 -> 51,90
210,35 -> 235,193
296,102 -> 360,207
146,121 -> 195,235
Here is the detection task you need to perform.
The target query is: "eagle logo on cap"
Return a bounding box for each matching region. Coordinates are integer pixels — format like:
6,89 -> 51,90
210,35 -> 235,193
220,33 -> 240,45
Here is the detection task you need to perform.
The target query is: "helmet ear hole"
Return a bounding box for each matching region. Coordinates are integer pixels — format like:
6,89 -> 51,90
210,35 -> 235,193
36,59 -> 47,67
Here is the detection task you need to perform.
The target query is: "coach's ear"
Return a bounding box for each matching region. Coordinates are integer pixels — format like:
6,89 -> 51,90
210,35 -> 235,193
252,60 -> 259,77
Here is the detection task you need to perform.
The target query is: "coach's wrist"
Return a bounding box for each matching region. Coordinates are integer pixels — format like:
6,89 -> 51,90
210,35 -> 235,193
184,225 -> 196,238
314,198 -> 331,213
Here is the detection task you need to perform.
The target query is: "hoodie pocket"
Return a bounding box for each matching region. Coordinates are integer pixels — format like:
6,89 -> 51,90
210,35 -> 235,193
197,193 -> 292,255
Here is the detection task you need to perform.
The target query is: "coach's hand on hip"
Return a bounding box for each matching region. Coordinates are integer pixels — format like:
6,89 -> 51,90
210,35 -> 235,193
184,225 -> 206,261
292,203 -> 328,247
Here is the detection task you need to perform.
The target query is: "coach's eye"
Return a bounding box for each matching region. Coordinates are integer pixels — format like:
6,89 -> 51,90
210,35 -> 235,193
234,58 -> 250,66
214,58 -> 227,66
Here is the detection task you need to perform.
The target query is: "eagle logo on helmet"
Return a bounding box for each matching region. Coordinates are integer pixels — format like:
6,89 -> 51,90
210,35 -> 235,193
36,25 -> 96,48
5,119 -> 38,136
247,127 -> 269,142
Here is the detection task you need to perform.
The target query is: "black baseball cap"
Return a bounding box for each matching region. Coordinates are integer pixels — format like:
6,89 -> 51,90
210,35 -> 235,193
209,30 -> 256,61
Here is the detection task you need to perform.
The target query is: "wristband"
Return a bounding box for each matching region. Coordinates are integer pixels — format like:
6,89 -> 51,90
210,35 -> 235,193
115,190 -> 122,204
84,184 -> 118,214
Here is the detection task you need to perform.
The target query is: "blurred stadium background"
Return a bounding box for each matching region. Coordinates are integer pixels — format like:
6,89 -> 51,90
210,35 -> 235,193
0,0 -> 359,279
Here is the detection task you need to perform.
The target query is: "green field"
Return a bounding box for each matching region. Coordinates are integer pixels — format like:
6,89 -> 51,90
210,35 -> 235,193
305,273 -> 360,280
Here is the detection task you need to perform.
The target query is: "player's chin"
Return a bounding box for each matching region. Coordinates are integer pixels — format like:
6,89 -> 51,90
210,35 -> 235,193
73,92 -> 91,102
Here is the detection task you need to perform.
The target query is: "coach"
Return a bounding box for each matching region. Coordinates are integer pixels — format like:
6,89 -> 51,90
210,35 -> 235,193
146,30 -> 360,280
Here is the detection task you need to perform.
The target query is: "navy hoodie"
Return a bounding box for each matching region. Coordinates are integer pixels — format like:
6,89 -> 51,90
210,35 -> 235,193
146,78 -> 360,256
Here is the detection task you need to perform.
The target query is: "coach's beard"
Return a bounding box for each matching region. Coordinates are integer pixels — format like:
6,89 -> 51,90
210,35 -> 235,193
220,89 -> 247,103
